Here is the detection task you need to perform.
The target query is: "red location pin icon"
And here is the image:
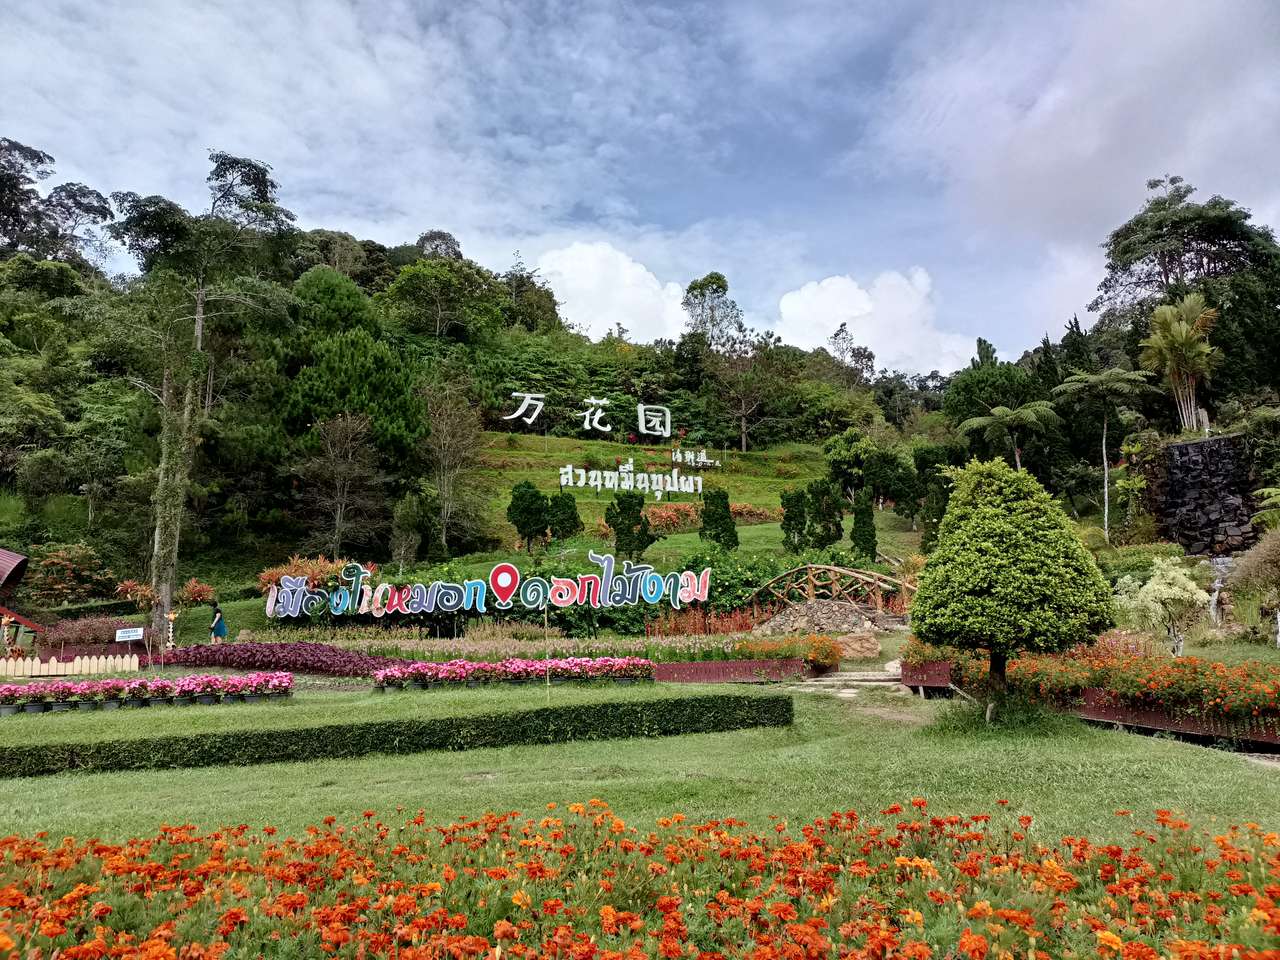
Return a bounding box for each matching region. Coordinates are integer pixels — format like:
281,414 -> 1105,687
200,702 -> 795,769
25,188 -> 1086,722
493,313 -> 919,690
489,562 -> 521,607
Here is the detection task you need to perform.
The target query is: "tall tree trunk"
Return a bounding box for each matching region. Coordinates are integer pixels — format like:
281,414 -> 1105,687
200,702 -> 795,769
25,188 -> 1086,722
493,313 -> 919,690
149,287 -> 205,631
986,649 -> 1008,724
739,415 -> 748,453
1012,442 -> 1022,471
1101,413 -> 1110,543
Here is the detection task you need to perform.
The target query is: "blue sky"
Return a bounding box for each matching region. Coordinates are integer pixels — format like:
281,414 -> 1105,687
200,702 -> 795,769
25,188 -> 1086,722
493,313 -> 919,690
4,0 -> 1278,372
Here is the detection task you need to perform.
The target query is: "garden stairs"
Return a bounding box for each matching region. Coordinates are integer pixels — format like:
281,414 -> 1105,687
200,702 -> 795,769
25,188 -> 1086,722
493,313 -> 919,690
783,660 -> 904,699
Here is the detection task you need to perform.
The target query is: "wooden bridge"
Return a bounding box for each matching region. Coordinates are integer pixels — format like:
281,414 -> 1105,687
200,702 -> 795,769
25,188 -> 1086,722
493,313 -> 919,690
749,564 -> 915,614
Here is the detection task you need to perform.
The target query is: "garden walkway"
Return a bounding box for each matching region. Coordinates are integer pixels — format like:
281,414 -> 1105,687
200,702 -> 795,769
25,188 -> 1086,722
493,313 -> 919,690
783,660 -> 904,700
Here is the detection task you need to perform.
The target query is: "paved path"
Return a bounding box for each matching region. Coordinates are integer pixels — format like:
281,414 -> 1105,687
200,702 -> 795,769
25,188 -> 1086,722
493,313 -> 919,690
783,660 -> 906,700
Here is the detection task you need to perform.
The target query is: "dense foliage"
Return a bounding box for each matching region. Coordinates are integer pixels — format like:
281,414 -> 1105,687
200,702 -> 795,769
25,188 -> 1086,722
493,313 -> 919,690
0,693 -> 790,779
698,488 -> 738,551
910,460 -> 1113,684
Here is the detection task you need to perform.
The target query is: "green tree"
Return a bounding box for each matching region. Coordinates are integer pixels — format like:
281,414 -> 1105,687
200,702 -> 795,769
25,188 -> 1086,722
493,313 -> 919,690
506,481 -> 549,553
605,491 -> 659,561
108,150 -> 294,629
547,491 -> 584,541
699,489 -> 738,551
1139,293 -> 1220,431
850,487 -> 877,563
379,257 -> 506,343
780,488 -> 808,553
1052,367 -> 1156,541
292,265 -> 377,338
295,414 -> 387,559
804,478 -> 843,549
910,460 -> 1113,708
958,400 -> 1062,471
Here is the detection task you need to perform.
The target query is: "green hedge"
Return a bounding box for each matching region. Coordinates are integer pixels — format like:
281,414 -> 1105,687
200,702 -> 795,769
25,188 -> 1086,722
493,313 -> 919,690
0,693 -> 792,779
27,597 -> 139,622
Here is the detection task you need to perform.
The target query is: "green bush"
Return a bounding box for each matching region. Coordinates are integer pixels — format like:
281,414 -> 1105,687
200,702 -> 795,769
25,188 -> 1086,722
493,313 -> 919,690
850,487 -> 876,562
804,478 -> 843,549
507,480 -> 549,551
0,693 -> 793,779
547,491 -> 583,541
909,460 -> 1113,687
699,489 -> 738,551
1094,542 -> 1185,585
605,491 -> 660,561
779,488 -> 807,553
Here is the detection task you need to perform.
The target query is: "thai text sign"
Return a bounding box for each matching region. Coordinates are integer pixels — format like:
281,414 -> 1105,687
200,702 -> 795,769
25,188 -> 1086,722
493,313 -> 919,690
265,555 -> 711,620
559,459 -> 703,501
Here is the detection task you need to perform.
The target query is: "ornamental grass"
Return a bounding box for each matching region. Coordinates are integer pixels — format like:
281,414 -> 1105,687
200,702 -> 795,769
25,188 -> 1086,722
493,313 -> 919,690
1,800 -> 1277,958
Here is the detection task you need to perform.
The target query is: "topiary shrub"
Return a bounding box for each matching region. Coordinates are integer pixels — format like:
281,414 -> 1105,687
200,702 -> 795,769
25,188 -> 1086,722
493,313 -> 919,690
909,460 -> 1113,711
698,489 -> 738,551
547,491 -> 584,542
850,487 -> 876,563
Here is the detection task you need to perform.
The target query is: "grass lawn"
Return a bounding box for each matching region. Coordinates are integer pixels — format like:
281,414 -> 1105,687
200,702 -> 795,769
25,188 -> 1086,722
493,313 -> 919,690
3,688 -> 1276,843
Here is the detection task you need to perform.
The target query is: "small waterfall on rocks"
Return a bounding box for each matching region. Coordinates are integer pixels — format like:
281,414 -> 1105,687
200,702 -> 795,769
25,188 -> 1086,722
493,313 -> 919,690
1206,556 -> 1235,627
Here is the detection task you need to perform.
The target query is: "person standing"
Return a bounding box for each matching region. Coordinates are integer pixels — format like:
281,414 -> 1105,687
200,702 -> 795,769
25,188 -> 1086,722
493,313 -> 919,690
210,602 -> 228,644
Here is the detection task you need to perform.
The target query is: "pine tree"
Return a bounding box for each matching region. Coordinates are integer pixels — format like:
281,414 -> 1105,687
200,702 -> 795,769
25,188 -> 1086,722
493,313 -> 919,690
547,491 -> 584,542
780,488 -> 808,553
699,488 -> 738,550
850,487 -> 877,563
605,491 -> 660,560
506,481 -> 549,552
805,479 -> 844,549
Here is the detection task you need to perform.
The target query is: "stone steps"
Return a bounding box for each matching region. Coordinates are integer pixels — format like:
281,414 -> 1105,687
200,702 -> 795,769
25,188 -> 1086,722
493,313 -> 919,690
784,664 -> 906,698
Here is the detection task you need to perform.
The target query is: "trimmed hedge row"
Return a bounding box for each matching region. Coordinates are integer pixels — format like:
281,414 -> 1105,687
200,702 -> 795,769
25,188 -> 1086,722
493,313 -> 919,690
0,693 -> 793,779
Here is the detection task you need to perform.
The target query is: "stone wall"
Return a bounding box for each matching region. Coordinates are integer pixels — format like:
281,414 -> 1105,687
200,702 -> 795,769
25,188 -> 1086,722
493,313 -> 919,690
1143,434 -> 1257,556
752,599 -> 904,635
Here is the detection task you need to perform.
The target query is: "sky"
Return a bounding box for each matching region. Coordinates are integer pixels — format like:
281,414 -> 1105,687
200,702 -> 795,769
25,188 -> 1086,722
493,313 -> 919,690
4,0 -> 1279,374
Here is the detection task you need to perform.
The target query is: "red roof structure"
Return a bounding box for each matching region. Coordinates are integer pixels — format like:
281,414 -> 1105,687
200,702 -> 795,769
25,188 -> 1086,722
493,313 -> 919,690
0,549 -> 27,595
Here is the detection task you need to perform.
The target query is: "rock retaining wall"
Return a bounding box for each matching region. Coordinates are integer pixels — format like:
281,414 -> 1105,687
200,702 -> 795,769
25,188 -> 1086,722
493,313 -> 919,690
1143,434 -> 1257,556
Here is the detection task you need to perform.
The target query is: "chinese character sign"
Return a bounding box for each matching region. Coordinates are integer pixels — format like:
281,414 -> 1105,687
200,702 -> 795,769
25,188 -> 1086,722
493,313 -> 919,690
502,391 -> 674,438
671,447 -> 720,468
266,558 -> 712,619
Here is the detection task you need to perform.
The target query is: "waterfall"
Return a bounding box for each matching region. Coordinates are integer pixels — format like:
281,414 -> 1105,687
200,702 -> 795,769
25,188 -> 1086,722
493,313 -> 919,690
1206,556 -> 1234,628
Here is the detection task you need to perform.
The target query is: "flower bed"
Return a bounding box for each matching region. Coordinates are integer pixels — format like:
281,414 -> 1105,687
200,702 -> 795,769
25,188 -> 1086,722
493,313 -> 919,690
0,672 -> 292,714
254,627 -> 827,665
1,801 -> 1276,958
1078,687 -> 1280,744
652,658 -> 810,683
161,641 -> 399,676
374,656 -> 655,689
901,636 -> 1280,735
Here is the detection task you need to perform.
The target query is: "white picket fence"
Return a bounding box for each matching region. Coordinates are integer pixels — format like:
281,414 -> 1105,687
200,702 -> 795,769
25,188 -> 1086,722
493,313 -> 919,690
1,654 -> 141,678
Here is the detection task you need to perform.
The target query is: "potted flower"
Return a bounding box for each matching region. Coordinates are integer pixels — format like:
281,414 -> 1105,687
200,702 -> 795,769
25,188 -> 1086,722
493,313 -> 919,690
123,678 -> 150,708
99,679 -> 125,710
147,678 -> 175,706
899,638 -> 956,689
193,676 -> 221,706
241,675 -> 268,704
69,681 -> 98,711
21,684 -> 46,713
48,681 -> 76,712
0,683 -> 21,717
222,676 -> 247,703
264,672 -> 293,701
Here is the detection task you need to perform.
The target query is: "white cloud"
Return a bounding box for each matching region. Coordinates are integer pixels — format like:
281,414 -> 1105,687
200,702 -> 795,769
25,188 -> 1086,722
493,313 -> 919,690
776,268 -> 971,373
536,241 -> 687,342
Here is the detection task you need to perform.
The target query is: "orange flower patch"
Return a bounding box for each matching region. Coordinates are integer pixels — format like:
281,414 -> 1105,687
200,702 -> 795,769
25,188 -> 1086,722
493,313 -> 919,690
0,804 -> 1277,958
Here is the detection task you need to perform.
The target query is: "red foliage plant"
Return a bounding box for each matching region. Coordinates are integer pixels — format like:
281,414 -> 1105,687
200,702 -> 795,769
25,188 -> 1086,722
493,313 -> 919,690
256,556 -> 379,596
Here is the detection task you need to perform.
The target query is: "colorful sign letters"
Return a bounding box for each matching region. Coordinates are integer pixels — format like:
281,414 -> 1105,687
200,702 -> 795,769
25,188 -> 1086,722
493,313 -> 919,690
265,555 -> 711,620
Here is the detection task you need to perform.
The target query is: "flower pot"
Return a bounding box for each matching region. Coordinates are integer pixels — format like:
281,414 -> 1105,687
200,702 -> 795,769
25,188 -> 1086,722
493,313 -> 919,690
465,679 -> 483,688
195,694 -> 220,706
373,684 -> 386,694
171,696 -> 194,707
223,694 -> 244,704
100,700 -> 121,711
147,697 -> 169,708
408,680 -> 428,690
49,701 -> 74,712
612,678 -> 637,686
0,704 -> 18,717
242,694 -> 266,704
123,698 -> 147,709
75,700 -> 98,711
268,691 -> 290,701
22,702 -> 46,714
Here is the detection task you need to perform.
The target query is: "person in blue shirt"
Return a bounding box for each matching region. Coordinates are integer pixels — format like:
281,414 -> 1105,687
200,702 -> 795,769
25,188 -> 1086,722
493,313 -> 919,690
210,603 -> 228,644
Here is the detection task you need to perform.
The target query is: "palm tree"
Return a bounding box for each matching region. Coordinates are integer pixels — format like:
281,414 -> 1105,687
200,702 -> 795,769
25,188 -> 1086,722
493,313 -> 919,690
1253,487 -> 1280,531
1139,293 -> 1220,431
959,400 -> 1062,471
1053,368 -> 1156,542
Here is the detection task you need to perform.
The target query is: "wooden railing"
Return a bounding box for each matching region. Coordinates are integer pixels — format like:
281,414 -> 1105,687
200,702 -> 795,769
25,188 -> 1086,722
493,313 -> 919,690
1,654 -> 141,679
749,564 -> 913,613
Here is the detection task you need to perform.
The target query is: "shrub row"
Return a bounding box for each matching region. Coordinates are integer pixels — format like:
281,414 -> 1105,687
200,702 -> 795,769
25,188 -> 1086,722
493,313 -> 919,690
0,692 -> 793,779
159,641 -> 399,676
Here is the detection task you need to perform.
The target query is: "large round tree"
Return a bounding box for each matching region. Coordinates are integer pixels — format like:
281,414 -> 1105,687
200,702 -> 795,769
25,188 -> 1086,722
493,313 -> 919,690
910,459 -> 1112,706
